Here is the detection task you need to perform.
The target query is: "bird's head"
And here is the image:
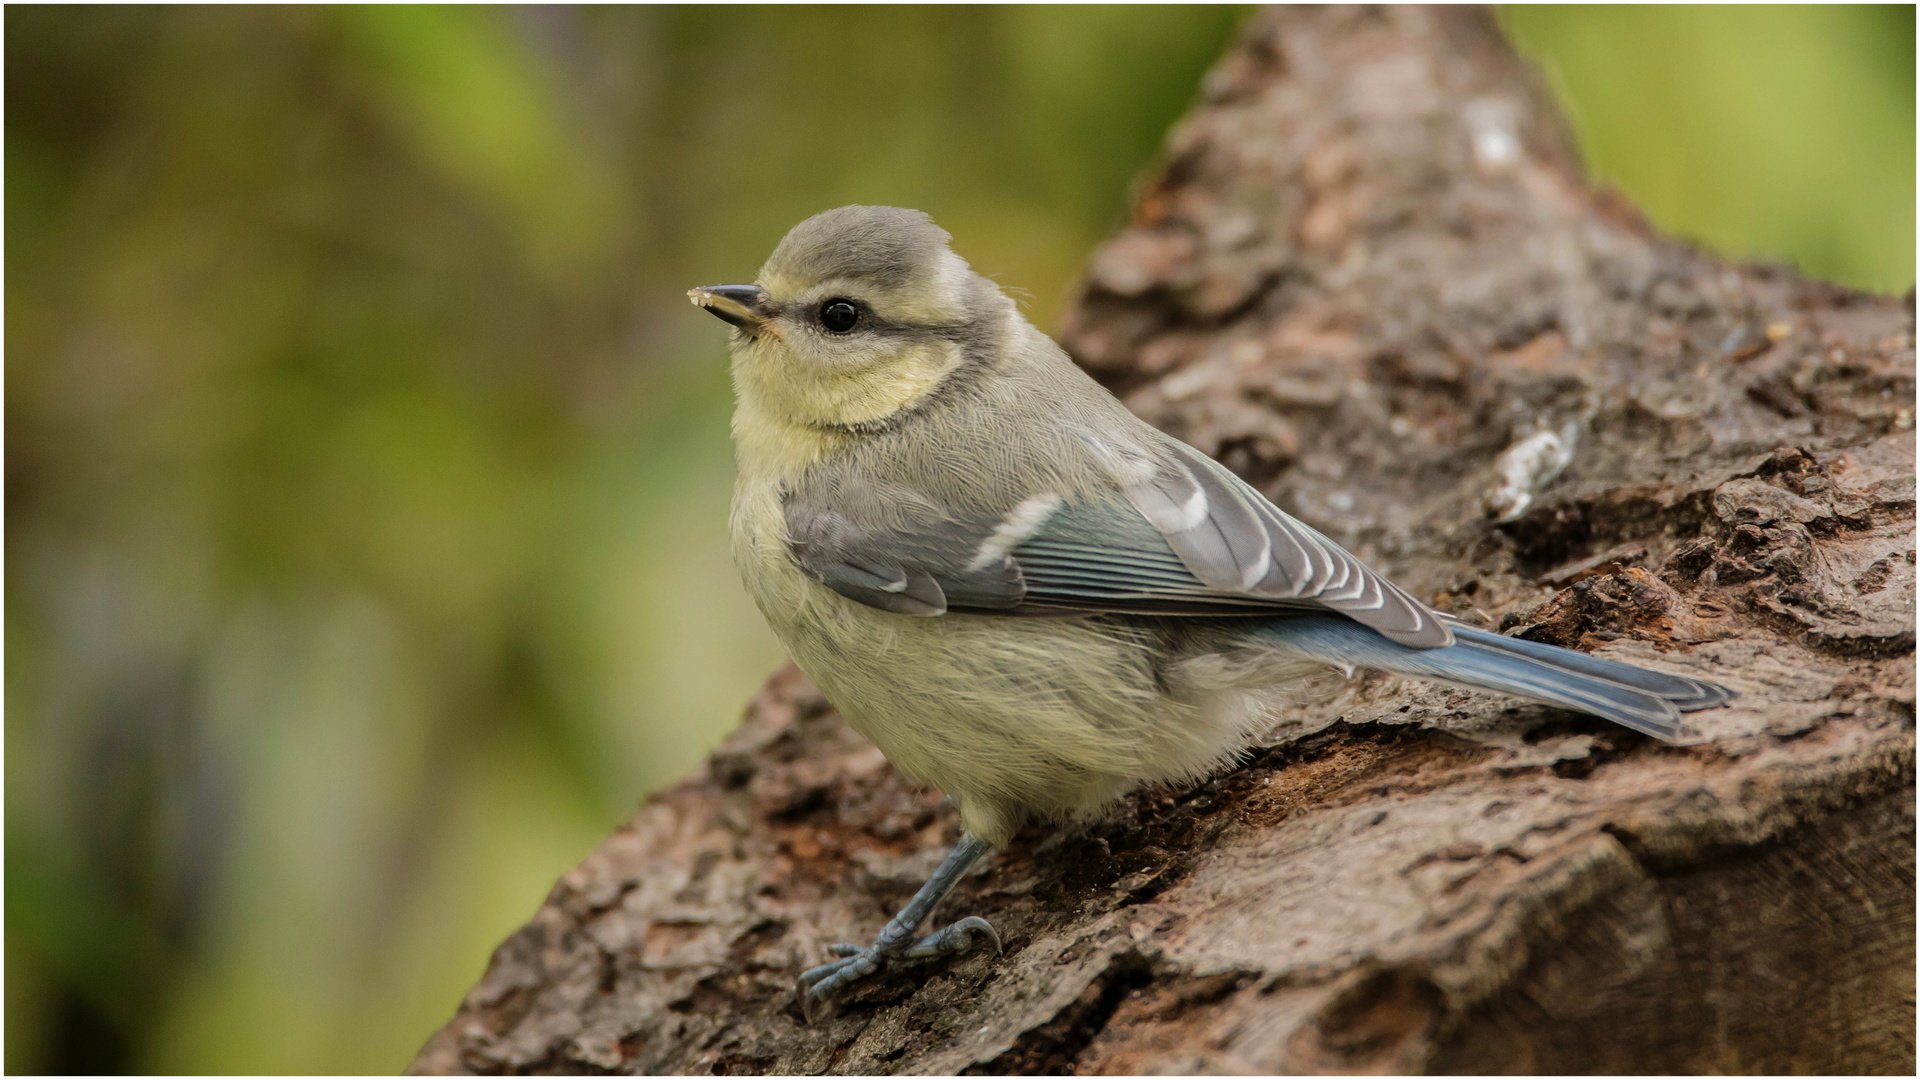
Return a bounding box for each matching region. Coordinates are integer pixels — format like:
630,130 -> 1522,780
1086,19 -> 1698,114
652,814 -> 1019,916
690,206 -> 1010,436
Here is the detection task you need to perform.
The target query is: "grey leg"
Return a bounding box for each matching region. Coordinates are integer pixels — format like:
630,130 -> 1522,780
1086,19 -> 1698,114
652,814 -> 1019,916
796,833 -> 1001,1022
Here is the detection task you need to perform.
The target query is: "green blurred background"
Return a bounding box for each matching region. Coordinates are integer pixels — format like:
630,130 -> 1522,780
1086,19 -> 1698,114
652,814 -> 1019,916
5,5 -> 1911,1073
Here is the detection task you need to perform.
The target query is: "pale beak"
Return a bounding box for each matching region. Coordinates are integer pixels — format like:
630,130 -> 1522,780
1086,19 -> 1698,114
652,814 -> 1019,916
688,284 -> 770,331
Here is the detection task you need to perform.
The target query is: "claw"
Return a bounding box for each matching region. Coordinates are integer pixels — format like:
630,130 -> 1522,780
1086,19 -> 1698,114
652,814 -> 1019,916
795,835 -> 1001,1024
904,915 -> 1001,960
798,974 -> 829,1024
794,916 -> 1002,1023
797,954 -> 862,1022
798,972 -> 829,1024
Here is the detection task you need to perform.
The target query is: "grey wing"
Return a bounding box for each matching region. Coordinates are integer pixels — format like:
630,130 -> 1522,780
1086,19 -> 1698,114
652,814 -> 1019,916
783,483 -> 1027,617
781,439 -> 1450,648
1091,438 -> 1452,647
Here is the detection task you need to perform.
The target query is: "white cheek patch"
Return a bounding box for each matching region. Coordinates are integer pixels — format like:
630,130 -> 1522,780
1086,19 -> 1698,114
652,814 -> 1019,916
966,494 -> 1064,571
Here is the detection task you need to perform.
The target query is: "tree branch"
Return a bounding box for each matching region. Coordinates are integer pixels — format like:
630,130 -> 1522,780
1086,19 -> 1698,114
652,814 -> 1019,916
412,7 -> 1915,1073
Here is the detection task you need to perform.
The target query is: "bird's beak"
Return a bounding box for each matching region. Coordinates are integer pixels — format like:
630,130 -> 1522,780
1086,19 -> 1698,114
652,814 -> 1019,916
687,284 -> 770,332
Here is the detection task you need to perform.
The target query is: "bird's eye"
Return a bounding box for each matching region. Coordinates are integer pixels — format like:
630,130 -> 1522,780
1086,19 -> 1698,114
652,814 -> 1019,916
819,299 -> 859,333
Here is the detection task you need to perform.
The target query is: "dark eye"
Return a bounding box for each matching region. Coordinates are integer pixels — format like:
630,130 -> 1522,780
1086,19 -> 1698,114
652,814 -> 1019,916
819,299 -> 859,333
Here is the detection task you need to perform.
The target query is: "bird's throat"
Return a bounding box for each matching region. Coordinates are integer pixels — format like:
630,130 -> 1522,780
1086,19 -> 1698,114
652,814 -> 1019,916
731,339 -> 965,475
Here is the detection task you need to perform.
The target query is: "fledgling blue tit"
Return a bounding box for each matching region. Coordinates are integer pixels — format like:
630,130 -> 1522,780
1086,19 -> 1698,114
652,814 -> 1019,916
690,205 -> 1733,1022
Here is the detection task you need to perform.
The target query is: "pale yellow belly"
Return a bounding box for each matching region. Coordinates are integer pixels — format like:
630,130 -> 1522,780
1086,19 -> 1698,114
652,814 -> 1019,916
728,479 -> 1264,844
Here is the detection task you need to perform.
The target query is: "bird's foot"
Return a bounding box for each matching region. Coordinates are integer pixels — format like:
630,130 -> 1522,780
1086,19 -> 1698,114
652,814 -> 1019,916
796,916 -> 1001,1023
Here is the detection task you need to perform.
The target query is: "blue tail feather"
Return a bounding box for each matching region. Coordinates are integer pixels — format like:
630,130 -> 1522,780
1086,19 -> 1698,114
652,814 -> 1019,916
1248,616 -> 1735,741
1445,623 -> 1735,711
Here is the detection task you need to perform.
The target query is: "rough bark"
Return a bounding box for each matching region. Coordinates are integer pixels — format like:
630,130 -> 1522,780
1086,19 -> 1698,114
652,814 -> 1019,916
412,7 -> 1915,1074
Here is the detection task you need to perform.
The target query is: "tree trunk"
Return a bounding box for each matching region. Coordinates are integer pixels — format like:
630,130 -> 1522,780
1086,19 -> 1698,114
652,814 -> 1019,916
411,7 -> 1915,1074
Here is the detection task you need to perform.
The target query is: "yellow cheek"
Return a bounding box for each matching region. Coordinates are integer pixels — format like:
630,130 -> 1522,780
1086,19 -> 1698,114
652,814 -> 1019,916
829,342 -> 962,425
743,340 -> 963,432
730,392 -> 847,481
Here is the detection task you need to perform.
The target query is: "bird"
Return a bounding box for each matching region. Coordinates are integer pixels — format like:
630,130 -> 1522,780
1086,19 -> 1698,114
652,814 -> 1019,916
688,205 -> 1733,1022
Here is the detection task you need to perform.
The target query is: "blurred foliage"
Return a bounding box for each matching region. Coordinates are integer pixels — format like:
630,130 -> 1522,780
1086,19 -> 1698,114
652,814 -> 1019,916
4,5 -> 1244,1073
4,5 -> 1911,1075
1501,4 -> 1915,292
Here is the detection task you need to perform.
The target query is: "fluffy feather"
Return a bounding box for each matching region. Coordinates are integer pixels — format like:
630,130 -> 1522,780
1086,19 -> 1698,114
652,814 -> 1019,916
716,205 -> 1734,846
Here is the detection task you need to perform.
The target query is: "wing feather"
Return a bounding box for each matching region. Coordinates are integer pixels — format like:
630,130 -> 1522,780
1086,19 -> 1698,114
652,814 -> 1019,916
1107,440 -> 1450,646
780,430 -> 1451,647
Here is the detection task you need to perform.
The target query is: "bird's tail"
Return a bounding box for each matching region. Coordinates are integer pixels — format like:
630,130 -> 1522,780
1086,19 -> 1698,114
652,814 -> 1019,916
1249,616 -> 1734,741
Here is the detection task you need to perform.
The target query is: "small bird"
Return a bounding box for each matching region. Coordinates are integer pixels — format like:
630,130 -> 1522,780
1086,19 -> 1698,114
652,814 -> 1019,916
690,205 -> 1732,1021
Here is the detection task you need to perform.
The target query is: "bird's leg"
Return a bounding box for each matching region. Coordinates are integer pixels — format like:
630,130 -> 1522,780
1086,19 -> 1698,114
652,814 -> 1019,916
797,833 -> 1001,1022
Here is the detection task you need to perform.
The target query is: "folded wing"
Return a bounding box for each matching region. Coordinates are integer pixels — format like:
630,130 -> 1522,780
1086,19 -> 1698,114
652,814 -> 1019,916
783,435 -> 1451,647
1101,439 -> 1450,647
